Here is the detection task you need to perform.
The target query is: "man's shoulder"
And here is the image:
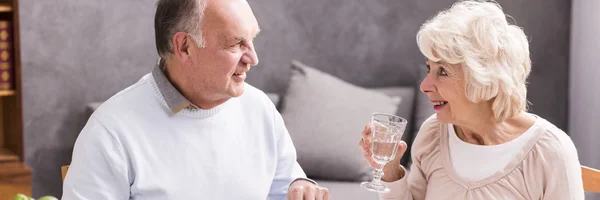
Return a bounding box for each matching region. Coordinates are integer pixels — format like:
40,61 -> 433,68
92,73 -> 157,118
241,82 -> 265,96
238,83 -> 275,106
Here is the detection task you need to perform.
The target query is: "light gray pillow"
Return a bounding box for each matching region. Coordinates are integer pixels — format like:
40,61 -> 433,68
86,102 -> 103,119
402,65 -> 435,167
372,87 -> 415,138
280,60 -> 402,182
266,93 -> 280,108
413,64 -> 435,135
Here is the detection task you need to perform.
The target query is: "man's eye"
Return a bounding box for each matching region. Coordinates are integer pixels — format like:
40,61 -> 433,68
230,41 -> 244,48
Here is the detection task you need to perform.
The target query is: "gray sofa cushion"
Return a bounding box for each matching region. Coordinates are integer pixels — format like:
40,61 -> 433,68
266,93 -> 280,107
413,64 -> 435,133
401,65 -> 436,167
280,60 -> 402,182
86,102 -> 103,118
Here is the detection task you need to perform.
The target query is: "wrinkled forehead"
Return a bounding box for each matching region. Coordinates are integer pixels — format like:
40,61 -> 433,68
425,57 -> 463,72
425,50 -> 446,64
424,49 -> 462,67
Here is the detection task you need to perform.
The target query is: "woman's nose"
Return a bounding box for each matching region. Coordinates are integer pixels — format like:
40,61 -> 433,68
420,74 -> 436,94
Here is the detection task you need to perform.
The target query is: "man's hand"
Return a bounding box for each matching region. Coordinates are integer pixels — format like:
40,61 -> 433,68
287,180 -> 330,200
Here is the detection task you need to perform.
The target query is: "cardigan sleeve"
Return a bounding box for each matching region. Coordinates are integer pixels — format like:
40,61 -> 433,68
539,128 -> 585,200
378,164 -> 428,200
378,114 -> 440,200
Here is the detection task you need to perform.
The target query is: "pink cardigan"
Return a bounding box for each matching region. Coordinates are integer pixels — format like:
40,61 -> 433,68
380,114 -> 584,200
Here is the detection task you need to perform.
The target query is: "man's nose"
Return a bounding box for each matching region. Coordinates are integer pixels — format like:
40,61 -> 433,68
242,42 -> 259,66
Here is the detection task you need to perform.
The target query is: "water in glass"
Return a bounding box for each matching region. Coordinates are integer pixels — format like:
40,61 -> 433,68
361,113 -> 407,193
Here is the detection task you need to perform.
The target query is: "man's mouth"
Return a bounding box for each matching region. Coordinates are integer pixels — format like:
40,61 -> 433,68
232,71 -> 247,82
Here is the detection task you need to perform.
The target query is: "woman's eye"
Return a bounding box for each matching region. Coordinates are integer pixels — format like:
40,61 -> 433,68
439,68 -> 448,76
426,64 -> 431,73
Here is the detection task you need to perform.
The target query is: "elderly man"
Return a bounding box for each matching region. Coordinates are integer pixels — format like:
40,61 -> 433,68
61,0 -> 329,199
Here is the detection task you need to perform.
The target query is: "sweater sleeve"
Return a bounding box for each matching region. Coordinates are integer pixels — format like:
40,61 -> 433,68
540,129 -> 585,200
378,115 -> 438,200
379,164 -> 428,200
267,104 -> 312,200
62,116 -> 130,200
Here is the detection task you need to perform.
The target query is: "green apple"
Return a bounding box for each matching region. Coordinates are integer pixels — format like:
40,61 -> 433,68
38,196 -> 58,200
13,194 -> 29,200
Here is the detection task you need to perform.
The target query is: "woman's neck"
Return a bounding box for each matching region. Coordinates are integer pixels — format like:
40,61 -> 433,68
453,111 -> 536,145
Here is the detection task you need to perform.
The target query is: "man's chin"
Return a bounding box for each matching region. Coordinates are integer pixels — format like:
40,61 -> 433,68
228,83 -> 245,97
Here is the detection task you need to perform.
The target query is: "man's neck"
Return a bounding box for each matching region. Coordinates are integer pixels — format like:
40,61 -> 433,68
163,60 -> 229,110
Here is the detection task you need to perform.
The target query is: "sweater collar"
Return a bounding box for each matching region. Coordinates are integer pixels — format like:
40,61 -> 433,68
151,59 -> 200,115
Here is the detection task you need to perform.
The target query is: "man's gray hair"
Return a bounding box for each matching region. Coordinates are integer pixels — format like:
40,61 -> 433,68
154,0 -> 208,60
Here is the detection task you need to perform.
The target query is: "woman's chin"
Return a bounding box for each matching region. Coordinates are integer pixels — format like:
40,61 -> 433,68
435,112 -> 453,124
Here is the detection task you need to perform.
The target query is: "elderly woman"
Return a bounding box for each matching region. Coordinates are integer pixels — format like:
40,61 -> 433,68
359,1 -> 584,199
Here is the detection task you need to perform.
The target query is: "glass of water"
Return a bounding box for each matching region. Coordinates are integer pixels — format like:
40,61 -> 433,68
361,113 -> 407,193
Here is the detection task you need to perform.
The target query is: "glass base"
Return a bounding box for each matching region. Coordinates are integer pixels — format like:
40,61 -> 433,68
360,181 -> 390,193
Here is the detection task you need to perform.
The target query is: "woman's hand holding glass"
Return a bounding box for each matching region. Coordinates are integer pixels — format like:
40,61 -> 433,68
359,113 -> 408,193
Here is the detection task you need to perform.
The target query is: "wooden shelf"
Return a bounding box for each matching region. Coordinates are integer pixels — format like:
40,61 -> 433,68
0,5 -> 10,13
0,181 -> 31,200
0,159 -> 31,199
0,90 -> 14,96
0,0 -> 27,197
0,161 -> 30,180
0,148 -> 18,163
0,148 -> 31,198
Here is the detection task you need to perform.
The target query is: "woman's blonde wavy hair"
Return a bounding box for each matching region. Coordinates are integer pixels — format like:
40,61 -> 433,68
416,0 -> 531,122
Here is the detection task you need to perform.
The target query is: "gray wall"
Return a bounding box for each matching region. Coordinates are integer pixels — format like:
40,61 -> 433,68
19,0 -> 571,198
569,0 -> 600,199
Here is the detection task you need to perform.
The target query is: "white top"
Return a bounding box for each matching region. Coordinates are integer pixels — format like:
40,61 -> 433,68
447,117 -> 541,181
62,67 -> 310,200
379,114 -> 584,200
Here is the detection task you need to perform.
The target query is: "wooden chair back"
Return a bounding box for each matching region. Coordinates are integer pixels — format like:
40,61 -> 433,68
582,165 -> 600,192
61,165 -> 69,181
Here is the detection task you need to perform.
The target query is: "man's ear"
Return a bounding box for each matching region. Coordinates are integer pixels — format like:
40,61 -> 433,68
171,32 -> 192,65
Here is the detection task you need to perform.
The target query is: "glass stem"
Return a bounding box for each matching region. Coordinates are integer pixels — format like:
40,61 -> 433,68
372,163 -> 385,184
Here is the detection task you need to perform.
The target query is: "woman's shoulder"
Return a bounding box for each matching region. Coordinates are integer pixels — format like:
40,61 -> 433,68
530,116 -> 580,166
521,115 -> 584,198
535,117 -> 576,151
411,114 -> 444,153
